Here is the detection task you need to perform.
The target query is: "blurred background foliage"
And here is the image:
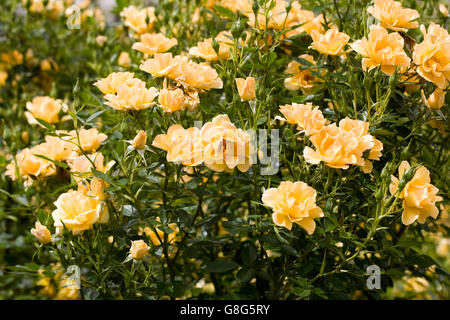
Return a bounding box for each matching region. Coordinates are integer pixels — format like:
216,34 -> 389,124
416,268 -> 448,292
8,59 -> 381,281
0,0 -> 448,299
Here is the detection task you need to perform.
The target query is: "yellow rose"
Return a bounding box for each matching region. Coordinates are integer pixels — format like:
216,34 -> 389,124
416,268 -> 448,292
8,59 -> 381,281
0,50 -> 23,67
284,54 -> 320,94
118,51 -> 131,68
152,125 -> 203,166
389,161 -> 442,225
235,76 -> 256,101
68,128 -> 107,153
6,147 -> 56,184
93,72 -> 135,94
201,114 -> 254,172
31,221 -> 52,245
120,6 -> 155,34
52,189 -> 108,235
0,71 -> 8,87
413,23 -> 450,89
54,277 -> 81,300
68,152 -> 115,183
140,53 -> 180,78
25,96 -> 62,125
189,31 -> 232,61
440,3 -> 449,17
421,88 -> 446,110
279,102 -> 326,135
350,25 -> 410,75
143,222 -> 179,246
132,33 -> 178,55
310,28 -> 350,56
39,134 -> 76,161
158,88 -> 186,112
104,79 -> 158,111
262,181 -> 324,234
304,117 -> 382,173
129,240 -> 149,260
129,130 -> 147,150
367,0 -> 419,32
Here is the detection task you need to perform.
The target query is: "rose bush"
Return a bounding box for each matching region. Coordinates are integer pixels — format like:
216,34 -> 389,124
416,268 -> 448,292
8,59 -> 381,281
0,0 -> 448,300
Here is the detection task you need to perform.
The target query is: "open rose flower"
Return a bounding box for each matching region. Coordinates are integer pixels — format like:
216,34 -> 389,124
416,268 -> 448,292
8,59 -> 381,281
284,54 -> 320,94
189,31 -> 232,61
120,5 -> 156,34
350,25 -> 410,75
367,0 -> 420,32
310,29 -> 350,56
152,125 -> 203,166
262,181 -> 324,234
413,23 -> 450,89
52,189 -> 108,235
132,33 -> 177,55
389,161 -> 442,225
279,102 -> 326,135
104,79 -> 158,111
93,72 -> 135,95
421,88 -> 446,110
129,240 -> 149,260
25,96 -> 63,125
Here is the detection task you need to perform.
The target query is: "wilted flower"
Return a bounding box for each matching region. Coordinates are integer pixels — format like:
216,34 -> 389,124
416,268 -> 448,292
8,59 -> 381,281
129,240 -> 149,260
350,25 -> 410,75
104,79 -> 158,111
94,72 -> 135,95
279,103 -> 326,135
262,181 -> 324,234
367,0 -> 419,32
310,29 -> 350,56
25,96 -> 62,125
132,33 -> 178,55
31,222 -> 52,245
235,76 -> 256,101
421,88 -> 446,110
389,161 -> 442,225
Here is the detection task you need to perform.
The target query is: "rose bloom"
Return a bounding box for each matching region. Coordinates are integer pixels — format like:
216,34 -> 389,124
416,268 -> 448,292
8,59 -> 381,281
367,0 -> 419,32
67,128 -> 107,153
310,28 -> 350,56
262,181 -> 324,234
120,6 -> 156,34
31,222 -> 52,245
52,189 -> 108,235
39,134 -> 76,161
0,71 -> 8,87
421,88 -> 446,110
284,54 -> 320,94
25,96 -> 62,125
246,0 -> 296,30
68,152 -> 115,182
132,130 -> 147,150
152,125 -> 203,166
389,161 -> 442,225
78,177 -> 108,201
189,31 -> 232,61
440,3 -> 449,17
350,25 -> 410,75
129,240 -> 149,260
54,277 -> 80,300
279,102 -> 326,135
235,76 -> 256,101
0,50 -> 23,68
104,79 -> 158,111
304,118 -> 382,173
158,88 -> 186,112
118,51 -> 131,68
95,35 -> 107,47
132,33 -> 178,55
201,115 -> 255,173
6,147 -> 56,184
140,53 -> 223,90
143,222 -> 179,246
93,72 -> 135,94
413,23 -> 450,89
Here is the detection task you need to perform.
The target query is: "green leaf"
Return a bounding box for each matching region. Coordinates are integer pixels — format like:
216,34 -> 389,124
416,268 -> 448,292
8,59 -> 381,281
206,260 -> 239,273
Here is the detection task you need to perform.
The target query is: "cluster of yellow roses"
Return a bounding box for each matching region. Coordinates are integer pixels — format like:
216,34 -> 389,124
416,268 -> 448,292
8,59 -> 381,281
152,114 -> 254,173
